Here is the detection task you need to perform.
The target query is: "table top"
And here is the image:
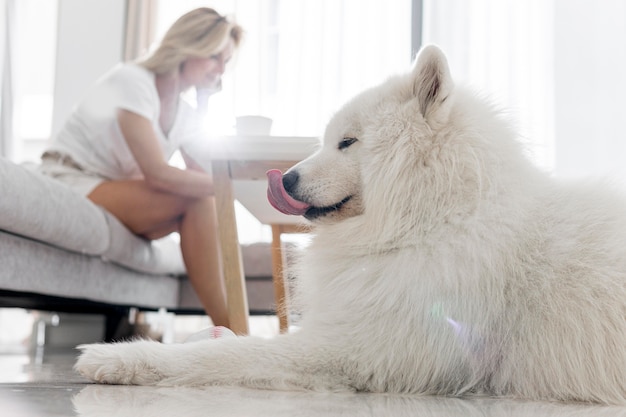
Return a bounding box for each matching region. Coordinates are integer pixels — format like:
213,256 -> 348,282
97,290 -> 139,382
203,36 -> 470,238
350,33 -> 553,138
206,135 -> 320,226
208,135 -> 320,161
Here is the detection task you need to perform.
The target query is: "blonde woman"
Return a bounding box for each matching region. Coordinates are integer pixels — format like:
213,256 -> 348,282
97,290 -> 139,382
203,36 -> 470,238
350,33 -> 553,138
40,8 -> 243,328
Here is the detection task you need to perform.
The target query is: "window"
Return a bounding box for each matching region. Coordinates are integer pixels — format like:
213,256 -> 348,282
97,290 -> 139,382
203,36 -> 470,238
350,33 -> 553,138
13,0 -> 58,162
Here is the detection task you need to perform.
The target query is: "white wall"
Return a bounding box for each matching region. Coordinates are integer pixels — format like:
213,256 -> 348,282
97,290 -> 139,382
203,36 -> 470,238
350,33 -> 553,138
51,0 -> 126,137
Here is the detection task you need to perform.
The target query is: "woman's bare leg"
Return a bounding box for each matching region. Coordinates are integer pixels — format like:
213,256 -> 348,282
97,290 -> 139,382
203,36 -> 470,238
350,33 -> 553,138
88,181 -> 229,327
180,197 -> 229,327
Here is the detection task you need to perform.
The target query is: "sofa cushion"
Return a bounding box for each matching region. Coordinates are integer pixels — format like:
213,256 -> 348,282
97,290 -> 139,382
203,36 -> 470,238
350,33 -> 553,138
0,231 -> 181,309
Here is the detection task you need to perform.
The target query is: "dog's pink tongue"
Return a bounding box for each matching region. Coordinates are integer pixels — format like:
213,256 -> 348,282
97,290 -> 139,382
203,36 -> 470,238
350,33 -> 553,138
266,169 -> 311,216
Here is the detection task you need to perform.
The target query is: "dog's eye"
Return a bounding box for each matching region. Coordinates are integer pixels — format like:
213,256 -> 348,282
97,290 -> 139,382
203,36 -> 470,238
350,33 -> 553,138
338,137 -> 358,151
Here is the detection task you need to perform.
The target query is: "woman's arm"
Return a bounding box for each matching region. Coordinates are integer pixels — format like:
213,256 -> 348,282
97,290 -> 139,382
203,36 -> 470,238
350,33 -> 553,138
117,109 -> 214,198
181,149 -> 208,173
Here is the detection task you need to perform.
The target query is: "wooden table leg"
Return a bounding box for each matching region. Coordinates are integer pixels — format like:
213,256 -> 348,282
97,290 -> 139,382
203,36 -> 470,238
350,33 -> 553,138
271,225 -> 289,333
211,160 -> 249,335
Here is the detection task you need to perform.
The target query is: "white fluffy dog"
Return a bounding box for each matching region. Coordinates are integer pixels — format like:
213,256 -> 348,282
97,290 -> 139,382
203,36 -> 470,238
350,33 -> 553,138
75,45 -> 626,404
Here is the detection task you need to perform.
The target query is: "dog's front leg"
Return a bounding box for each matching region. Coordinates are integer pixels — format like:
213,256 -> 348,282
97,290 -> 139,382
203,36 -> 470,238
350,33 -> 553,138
75,334 -> 350,391
75,339 -> 183,385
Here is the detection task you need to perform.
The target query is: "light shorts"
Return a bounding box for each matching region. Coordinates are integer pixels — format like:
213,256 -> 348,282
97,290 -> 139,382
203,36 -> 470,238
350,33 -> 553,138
39,152 -> 106,196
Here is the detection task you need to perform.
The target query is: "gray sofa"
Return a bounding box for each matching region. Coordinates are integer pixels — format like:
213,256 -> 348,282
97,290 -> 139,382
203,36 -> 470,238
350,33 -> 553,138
0,157 -> 276,340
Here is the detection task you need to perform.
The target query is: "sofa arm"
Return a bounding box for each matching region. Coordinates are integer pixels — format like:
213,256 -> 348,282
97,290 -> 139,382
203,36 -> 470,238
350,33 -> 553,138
0,157 -> 109,255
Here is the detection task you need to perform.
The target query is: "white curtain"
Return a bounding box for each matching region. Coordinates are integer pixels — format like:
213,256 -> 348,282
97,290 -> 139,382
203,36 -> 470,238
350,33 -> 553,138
0,0 -> 16,159
551,0 -> 626,180
249,0 -> 413,136
124,0 -> 158,61
423,0 -> 626,181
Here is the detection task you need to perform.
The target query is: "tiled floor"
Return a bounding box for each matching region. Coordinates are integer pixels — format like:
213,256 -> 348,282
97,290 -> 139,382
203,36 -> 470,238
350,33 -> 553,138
1,313 -> 625,416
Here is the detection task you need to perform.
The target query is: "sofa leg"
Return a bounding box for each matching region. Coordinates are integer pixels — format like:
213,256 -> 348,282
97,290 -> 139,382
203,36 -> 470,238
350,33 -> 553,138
103,308 -> 132,342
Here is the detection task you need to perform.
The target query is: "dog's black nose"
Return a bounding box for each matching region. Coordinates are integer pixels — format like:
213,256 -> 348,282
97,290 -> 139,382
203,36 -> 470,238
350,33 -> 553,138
282,171 -> 299,193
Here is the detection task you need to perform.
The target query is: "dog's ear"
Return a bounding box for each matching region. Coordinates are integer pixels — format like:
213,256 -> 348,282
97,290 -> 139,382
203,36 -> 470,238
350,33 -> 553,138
411,45 -> 453,118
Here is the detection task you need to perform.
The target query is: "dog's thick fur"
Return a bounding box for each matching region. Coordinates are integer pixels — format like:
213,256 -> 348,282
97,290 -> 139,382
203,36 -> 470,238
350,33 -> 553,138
75,46 -> 626,404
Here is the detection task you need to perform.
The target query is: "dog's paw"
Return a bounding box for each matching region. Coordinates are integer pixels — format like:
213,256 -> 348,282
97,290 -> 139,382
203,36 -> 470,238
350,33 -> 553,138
75,341 -> 166,385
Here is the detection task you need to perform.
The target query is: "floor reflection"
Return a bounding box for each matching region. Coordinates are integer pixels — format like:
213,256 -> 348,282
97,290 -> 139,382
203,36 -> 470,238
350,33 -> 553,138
72,385 -> 626,417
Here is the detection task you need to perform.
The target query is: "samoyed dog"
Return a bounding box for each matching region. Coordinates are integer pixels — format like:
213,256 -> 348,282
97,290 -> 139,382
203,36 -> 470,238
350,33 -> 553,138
75,45 -> 626,404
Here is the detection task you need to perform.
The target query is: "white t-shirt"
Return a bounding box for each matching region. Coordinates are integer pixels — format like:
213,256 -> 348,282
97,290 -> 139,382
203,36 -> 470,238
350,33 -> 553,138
48,63 -> 205,180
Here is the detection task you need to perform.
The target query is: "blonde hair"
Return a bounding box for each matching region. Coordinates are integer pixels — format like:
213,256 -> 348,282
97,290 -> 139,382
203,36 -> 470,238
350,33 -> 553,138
139,8 -> 243,75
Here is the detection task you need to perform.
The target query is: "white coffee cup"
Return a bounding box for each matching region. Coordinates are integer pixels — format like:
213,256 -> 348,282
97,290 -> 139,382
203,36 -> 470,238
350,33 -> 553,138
235,115 -> 273,136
